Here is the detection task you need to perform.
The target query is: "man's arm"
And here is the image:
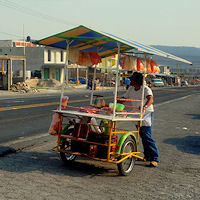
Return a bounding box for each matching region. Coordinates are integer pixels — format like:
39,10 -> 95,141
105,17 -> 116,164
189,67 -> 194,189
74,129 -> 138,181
117,88 -> 130,104
143,95 -> 153,109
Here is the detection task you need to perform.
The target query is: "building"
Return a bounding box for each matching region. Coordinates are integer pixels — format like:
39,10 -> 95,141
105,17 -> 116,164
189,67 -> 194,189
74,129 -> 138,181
159,65 -> 170,74
0,40 -> 88,84
0,40 -> 44,77
169,66 -> 200,83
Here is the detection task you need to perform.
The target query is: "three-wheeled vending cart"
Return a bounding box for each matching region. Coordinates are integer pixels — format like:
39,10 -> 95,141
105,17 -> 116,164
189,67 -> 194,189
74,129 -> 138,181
35,25 -> 192,175
51,98 -> 145,176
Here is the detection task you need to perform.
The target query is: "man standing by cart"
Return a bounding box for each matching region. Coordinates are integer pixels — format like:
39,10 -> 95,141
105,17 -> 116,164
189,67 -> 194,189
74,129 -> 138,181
122,72 -> 159,167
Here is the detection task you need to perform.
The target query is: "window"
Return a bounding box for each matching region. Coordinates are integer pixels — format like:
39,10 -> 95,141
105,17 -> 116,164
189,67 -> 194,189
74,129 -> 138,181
61,51 -> 63,62
48,50 -> 51,61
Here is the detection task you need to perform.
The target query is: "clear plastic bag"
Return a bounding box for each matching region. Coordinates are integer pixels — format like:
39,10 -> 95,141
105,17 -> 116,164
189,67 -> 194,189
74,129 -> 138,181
48,113 -> 60,135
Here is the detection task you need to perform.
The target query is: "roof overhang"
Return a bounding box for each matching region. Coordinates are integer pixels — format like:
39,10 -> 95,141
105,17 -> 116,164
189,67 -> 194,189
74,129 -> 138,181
34,25 -> 192,65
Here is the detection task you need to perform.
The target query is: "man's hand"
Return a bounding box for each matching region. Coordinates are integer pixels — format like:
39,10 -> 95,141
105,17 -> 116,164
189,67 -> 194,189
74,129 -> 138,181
139,105 -> 147,110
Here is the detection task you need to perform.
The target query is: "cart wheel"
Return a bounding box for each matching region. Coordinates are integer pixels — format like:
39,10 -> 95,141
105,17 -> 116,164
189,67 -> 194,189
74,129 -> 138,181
117,137 -> 136,176
60,128 -> 77,163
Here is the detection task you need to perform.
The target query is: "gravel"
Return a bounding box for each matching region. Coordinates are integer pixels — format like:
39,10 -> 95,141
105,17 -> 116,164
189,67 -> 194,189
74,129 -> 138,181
0,93 -> 199,200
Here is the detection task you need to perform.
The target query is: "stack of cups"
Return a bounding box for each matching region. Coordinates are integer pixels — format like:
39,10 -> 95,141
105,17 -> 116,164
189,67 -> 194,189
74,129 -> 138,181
61,96 -> 69,109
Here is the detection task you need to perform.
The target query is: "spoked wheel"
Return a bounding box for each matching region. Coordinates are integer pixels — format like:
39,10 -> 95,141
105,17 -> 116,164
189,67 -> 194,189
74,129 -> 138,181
117,137 -> 137,176
60,128 -> 77,163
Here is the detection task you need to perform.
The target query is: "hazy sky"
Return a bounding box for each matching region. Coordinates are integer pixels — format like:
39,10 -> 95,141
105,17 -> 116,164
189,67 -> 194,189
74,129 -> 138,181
0,0 -> 200,47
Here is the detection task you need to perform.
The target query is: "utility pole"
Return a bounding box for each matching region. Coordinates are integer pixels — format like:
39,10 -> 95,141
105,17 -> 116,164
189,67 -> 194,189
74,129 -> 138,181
105,57 -> 107,86
176,64 -> 179,77
23,24 -> 26,82
23,24 -> 25,56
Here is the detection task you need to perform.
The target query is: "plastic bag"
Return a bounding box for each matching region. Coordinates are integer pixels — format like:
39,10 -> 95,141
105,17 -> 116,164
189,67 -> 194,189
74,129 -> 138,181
48,113 -> 60,135
137,58 -> 144,72
90,118 -> 102,134
150,60 -> 158,73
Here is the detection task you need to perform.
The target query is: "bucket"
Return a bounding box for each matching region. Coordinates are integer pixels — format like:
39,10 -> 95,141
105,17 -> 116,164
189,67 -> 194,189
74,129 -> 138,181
116,103 -> 125,111
109,103 -> 124,110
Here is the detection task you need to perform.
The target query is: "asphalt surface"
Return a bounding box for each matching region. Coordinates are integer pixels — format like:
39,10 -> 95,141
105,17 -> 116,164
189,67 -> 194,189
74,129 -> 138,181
0,87 -> 199,200
0,86 -> 199,144
0,86 -> 199,148
0,88 -> 112,144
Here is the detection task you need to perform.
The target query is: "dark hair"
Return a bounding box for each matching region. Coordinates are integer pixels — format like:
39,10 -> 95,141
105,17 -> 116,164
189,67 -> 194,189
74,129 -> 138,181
129,72 -> 143,86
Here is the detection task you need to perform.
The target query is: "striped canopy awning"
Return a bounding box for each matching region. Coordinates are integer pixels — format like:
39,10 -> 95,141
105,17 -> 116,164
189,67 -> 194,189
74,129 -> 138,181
34,25 -> 192,65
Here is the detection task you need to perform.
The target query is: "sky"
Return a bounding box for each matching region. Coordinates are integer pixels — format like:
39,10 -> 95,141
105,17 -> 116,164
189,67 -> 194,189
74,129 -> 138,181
0,0 -> 200,47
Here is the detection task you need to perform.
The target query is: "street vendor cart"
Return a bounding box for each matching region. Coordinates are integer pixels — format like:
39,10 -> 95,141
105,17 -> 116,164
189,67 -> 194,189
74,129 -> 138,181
35,25 -> 192,175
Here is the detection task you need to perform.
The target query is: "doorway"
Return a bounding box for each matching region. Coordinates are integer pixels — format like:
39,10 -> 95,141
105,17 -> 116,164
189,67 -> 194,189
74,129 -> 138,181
44,68 -> 49,79
55,68 -> 60,81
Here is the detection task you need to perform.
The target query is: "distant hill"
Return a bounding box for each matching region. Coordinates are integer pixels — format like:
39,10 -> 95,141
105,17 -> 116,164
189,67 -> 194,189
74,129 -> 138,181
151,45 -> 200,68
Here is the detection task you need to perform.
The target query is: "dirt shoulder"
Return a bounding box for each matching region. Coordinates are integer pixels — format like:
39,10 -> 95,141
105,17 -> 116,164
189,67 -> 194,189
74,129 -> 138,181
0,93 -> 200,200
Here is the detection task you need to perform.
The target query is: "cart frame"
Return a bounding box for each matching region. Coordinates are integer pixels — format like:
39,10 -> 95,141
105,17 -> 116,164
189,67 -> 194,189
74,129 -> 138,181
34,25 -> 192,175
50,42 -> 146,175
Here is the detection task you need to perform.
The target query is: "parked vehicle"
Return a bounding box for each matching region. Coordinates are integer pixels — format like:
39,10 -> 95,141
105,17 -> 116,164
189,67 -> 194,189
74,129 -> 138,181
151,78 -> 164,87
181,80 -> 188,86
69,77 -> 86,84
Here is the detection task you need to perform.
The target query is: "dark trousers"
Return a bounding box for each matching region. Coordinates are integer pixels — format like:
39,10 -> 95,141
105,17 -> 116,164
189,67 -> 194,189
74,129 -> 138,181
140,114 -> 159,162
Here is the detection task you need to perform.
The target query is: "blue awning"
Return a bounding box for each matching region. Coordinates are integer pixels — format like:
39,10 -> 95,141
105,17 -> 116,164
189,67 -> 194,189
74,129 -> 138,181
34,25 -> 192,65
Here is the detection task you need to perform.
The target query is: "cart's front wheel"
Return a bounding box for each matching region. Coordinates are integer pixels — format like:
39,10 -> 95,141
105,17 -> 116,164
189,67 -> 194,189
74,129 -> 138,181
60,128 -> 76,163
117,137 -> 136,176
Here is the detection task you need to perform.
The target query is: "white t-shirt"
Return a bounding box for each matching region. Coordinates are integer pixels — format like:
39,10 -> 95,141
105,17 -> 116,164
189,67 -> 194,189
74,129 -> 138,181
124,85 -> 154,126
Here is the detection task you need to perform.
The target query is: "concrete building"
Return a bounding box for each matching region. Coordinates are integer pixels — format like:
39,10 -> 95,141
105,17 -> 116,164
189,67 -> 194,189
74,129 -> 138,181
169,66 -> 200,83
0,40 -> 44,77
0,40 -> 88,84
159,65 -> 171,74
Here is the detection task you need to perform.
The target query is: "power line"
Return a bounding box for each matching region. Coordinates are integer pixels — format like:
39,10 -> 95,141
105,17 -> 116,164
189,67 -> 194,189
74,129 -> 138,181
0,0 -> 79,39
0,0 -> 78,26
0,31 -> 21,38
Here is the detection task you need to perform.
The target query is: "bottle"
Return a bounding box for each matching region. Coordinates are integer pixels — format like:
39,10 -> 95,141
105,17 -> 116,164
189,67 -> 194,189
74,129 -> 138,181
96,99 -> 101,108
101,100 -> 105,107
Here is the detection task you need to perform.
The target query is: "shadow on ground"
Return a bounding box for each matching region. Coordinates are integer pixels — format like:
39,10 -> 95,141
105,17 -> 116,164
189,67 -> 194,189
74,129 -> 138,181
0,150 -> 119,177
164,136 -> 200,155
185,114 -> 200,120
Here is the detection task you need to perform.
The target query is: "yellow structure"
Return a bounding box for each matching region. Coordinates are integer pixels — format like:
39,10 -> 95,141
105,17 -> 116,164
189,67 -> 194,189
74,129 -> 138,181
100,55 -> 118,70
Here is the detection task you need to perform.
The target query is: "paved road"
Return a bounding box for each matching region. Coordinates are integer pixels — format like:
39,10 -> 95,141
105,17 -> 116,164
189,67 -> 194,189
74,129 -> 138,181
0,88 -> 199,200
0,86 -> 199,144
0,88 -> 92,143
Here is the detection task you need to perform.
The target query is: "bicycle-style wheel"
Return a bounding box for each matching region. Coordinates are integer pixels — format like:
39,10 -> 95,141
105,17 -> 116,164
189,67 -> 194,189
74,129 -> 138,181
117,137 -> 136,176
60,128 -> 77,163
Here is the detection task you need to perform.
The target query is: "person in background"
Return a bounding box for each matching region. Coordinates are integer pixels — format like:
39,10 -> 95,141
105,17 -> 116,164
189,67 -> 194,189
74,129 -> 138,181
88,78 -> 92,90
125,77 -> 130,90
147,81 -> 152,88
120,72 -> 159,167
88,79 -> 96,90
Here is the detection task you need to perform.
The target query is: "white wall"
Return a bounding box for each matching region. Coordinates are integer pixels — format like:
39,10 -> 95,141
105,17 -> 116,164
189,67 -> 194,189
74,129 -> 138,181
44,48 -> 66,64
